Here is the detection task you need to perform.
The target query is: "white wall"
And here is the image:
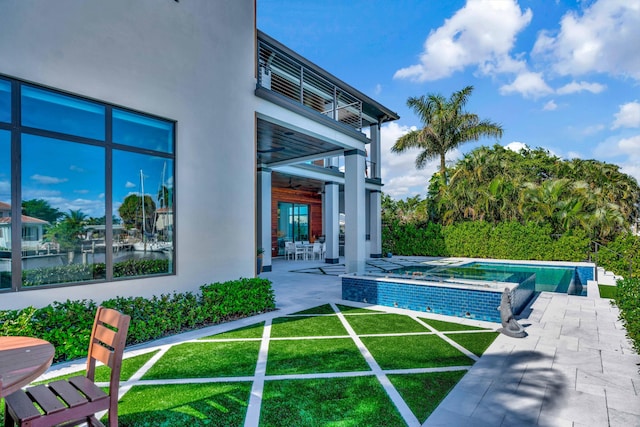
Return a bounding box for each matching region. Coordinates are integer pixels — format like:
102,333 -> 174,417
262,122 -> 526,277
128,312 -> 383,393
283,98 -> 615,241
0,0 -> 257,309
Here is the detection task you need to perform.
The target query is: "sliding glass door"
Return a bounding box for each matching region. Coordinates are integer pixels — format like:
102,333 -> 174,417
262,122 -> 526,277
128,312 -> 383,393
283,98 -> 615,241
277,202 -> 309,255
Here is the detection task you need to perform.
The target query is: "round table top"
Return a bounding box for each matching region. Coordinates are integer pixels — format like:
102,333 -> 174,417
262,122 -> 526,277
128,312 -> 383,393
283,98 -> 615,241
0,336 -> 55,398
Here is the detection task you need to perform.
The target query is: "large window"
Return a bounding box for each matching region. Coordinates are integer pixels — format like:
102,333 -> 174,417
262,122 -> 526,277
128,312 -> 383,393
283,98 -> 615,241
1,76 -> 175,290
0,129 -> 10,289
277,202 -> 309,243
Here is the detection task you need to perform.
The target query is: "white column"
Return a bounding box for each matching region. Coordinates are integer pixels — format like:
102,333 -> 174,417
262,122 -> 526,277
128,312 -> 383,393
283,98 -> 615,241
323,181 -> 340,264
369,190 -> 382,258
257,167 -> 272,272
344,149 -> 366,274
370,122 -> 382,180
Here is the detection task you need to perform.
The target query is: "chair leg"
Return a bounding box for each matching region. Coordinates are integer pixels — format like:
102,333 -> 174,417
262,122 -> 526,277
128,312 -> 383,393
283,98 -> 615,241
4,401 -> 14,427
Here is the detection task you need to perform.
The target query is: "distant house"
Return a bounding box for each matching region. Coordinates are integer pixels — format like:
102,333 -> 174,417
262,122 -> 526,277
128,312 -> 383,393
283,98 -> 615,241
0,201 -> 49,252
0,1 -> 398,309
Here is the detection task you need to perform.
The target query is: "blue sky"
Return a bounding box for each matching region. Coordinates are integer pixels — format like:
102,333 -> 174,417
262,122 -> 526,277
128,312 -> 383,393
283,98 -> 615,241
258,0 -> 640,200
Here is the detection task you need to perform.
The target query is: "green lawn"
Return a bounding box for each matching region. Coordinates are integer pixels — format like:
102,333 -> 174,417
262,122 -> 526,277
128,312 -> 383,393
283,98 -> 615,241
598,284 -> 617,299
6,304 -> 499,427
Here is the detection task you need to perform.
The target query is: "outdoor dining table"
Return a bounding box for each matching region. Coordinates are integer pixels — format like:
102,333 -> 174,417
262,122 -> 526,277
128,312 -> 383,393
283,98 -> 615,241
0,336 -> 55,398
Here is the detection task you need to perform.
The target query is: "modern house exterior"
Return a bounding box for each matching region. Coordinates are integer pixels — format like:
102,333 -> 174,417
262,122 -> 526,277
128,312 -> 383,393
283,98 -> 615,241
0,0 -> 397,310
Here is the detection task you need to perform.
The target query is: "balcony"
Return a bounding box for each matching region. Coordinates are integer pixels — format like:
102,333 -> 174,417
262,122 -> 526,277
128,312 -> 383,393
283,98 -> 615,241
257,32 -> 393,134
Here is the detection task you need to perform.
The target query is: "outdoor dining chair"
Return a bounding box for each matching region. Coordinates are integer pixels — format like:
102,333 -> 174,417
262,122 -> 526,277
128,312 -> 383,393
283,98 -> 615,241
4,306 -> 131,427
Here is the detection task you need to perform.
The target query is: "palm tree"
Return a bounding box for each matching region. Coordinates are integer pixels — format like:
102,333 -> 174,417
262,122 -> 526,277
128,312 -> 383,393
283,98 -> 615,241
392,85 -> 503,183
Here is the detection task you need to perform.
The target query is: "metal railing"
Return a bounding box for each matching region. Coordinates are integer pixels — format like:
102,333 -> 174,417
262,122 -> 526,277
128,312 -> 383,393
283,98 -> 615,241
258,39 -> 364,131
590,241 -> 635,280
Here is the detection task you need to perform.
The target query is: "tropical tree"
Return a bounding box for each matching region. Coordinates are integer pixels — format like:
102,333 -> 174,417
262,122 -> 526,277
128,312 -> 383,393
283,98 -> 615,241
118,194 -> 156,233
392,85 -> 503,183
22,199 -> 63,224
44,209 -> 88,251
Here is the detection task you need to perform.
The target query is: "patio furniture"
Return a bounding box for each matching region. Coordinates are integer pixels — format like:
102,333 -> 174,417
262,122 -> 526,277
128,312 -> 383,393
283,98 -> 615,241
311,242 -> 322,260
0,337 -> 54,399
294,242 -> 306,260
284,241 -> 295,260
4,306 -> 131,427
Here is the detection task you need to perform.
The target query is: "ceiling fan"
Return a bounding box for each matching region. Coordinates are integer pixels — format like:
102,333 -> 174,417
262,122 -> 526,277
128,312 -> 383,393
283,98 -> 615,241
287,177 -> 301,189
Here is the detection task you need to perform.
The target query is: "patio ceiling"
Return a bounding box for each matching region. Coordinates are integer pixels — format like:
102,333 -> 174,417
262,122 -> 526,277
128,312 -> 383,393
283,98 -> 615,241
271,172 -> 324,193
256,118 -> 343,167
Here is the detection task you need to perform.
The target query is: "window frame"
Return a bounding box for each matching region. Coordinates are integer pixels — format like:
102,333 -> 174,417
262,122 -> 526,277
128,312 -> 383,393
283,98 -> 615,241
0,74 -> 176,292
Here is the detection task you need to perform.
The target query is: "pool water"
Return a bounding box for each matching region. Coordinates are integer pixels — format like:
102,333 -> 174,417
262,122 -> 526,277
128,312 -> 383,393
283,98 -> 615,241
384,261 -> 582,295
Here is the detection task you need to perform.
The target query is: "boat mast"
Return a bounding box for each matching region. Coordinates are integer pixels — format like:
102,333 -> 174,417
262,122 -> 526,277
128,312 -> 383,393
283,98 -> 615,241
140,169 -> 146,241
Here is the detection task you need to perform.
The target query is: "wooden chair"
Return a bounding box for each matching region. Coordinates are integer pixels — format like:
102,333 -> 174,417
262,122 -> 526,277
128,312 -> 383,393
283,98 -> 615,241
4,307 -> 131,427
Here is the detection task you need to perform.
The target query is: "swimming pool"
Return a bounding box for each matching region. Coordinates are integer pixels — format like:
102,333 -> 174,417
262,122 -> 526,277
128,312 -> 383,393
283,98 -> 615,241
341,259 -> 595,322
386,261 -> 581,295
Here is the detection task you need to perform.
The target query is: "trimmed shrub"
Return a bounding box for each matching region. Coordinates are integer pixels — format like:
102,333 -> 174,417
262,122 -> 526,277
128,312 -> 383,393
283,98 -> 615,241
383,220 -> 590,262
597,233 -> 640,278
614,277 -> 640,353
0,277 -> 275,362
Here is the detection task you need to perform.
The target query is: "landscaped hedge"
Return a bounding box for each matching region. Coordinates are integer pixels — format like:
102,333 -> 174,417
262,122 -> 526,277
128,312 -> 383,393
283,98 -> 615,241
383,220 -> 590,262
614,277 -> 640,353
0,277 -> 275,362
382,220 -> 446,256
596,233 -> 640,279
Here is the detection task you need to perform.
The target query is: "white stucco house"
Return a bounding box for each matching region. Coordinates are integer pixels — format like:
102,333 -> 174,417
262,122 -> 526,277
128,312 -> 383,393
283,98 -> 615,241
0,0 -> 398,310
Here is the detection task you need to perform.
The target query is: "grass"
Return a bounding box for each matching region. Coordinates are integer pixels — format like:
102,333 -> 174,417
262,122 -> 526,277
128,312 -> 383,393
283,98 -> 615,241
201,322 -> 265,339
142,341 -> 261,379
260,376 -> 406,426
267,338 -> 370,375
10,304 -> 499,426
117,382 -> 252,426
389,371 -> 467,420
345,313 -> 430,334
361,335 -> 474,370
31,350 -> 160,385
598,284 -> 617,299
446,332 -> 500,357
271,315 -> 348,337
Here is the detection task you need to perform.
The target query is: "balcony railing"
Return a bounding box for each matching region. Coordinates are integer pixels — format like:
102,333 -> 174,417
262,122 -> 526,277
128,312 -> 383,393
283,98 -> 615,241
258,39 -> 364,132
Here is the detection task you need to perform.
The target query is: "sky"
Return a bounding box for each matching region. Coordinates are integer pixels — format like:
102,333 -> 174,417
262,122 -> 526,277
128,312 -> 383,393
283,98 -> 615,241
258,0 -> 640,200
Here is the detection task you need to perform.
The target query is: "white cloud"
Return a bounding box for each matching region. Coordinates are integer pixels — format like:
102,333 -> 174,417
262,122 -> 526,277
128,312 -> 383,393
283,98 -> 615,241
543,100 -> 558,111
556,80 -> 606,95
582,124 -> 605,135
30,174 -> 68,185
380,122 -> 467,199
505,141 -> 528,152
393,0 -> 532,82
593,133 -> 640,183
125,181 -> 137,188
380,122 -> 437,199
499,71 -> 553,99
533,0 -> 640,80
567,151 -> 583,159
373,83 -> 382,96
612,101 -> 640,129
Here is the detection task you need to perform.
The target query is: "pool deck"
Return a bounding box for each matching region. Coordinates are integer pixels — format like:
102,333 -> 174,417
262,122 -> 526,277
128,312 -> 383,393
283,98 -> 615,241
265,256 -> 640,426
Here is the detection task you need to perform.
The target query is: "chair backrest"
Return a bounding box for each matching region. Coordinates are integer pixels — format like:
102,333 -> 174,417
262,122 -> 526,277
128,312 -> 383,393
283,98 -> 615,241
86,306 -> 130,421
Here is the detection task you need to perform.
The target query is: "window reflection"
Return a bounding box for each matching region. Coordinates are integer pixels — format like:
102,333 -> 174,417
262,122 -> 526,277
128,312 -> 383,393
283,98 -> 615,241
0,79 -> 10,124
113,150 -> 174,278
0,130 -> 10,288
21,85 -> 105,140
113,109 -> 173,153
21,134 -> 106,286
2,79 -> 175,290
